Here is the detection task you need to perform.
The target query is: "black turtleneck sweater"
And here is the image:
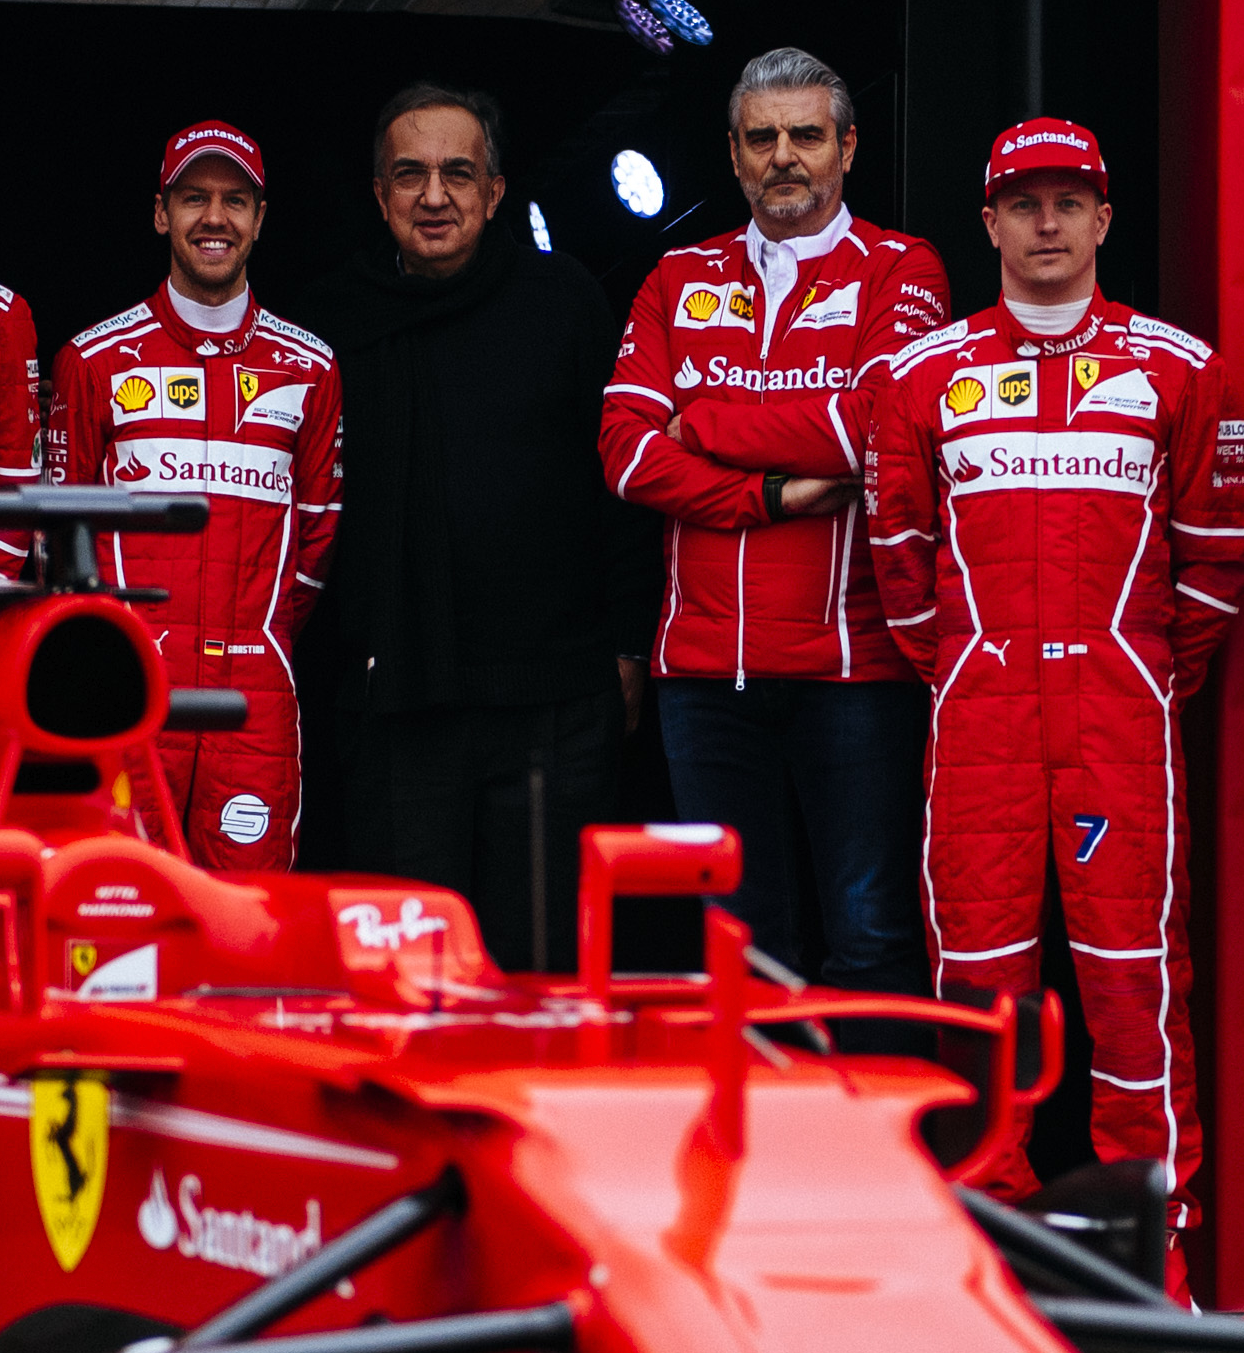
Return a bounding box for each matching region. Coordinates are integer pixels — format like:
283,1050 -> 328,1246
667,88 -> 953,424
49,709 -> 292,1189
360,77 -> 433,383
298,225 -> 661,714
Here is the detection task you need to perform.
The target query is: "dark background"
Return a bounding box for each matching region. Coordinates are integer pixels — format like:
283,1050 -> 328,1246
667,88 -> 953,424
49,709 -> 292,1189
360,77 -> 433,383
0,0 -> 1157,353
3,0 -> 1216,1281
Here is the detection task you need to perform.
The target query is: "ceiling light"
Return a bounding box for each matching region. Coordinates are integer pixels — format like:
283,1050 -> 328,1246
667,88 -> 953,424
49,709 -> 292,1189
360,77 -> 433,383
528,201 -> 552,252
611,150 -> 664,218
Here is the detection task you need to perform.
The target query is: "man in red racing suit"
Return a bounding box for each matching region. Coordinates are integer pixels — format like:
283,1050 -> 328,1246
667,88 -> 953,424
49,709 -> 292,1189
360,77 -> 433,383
868,118 -> 1244,1262
599,48 -> 948,1028
0,285 -> 42,576
47,122 -> 343,870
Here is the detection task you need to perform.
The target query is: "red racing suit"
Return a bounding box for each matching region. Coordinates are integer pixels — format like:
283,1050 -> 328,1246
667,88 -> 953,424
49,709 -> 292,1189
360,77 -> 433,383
0,285 -> 42,576
47,282 -> 343,871
868,290 -> 1244,1225
599,210 -> 948,684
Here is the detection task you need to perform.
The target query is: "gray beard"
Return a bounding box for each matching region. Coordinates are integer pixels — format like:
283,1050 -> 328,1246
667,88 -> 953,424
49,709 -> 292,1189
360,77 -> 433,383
743,171 -> 840,223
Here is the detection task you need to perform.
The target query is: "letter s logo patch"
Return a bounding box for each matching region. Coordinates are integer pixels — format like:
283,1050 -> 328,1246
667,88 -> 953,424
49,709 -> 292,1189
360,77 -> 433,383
220,793 -> 271,844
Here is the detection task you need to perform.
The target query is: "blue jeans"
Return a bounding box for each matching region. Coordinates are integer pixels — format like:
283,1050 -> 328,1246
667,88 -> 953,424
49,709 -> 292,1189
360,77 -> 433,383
658,678 -> 931,1007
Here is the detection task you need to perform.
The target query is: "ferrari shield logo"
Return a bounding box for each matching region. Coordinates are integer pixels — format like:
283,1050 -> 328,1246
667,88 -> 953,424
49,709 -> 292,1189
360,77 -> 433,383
237,370 -> 260,403
30,1077 -> 109,1272
1075,358 -> 1100,391
70,943 -> 98,977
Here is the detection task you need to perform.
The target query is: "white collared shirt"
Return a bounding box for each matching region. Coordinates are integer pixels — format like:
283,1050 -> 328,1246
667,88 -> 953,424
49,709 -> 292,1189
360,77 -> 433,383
746,204 -> 853,355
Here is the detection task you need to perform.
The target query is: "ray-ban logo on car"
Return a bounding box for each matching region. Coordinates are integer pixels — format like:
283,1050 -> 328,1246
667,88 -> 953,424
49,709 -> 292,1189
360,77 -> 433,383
337,899 -> 449,951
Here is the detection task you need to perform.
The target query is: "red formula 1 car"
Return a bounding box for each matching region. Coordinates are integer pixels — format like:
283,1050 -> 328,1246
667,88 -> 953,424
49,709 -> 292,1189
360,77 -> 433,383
0,490 -> 1229,1353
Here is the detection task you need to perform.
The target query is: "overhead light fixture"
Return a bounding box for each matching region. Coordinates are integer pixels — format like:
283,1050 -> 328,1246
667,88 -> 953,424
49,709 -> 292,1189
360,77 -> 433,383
611,151 -> 665,218
650,0 -> 713,44
614,0 -> 673,55
528,201 -> 552,252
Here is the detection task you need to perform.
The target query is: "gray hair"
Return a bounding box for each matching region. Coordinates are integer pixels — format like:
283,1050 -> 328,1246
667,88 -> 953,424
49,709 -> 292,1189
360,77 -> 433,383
728,48 -> 854,147
373,82 -> 503,179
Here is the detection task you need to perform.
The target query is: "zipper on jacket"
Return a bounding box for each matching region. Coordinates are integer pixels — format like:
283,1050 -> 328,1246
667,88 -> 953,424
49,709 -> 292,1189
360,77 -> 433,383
735,530 -> 748,690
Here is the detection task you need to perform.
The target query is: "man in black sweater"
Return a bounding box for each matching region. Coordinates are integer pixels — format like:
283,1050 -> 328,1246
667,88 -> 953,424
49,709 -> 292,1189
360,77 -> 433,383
300,83 -> 659,971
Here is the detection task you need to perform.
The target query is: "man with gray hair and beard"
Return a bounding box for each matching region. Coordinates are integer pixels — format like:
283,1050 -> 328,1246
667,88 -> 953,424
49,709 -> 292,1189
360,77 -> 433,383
600,48 -> 949,1038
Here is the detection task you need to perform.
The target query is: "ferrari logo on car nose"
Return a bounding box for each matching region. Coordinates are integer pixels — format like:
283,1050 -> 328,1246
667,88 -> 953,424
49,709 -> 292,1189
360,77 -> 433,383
1075,358 -> 1100,391
30,1076 -> 109,1272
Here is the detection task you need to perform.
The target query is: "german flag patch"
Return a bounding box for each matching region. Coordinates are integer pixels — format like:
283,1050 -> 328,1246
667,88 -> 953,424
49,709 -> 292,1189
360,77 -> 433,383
203,639 -> 225,657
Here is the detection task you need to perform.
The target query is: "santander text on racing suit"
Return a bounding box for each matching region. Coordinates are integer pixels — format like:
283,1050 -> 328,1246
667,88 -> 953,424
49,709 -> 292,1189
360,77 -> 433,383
47,281 -> 343,870
0,285 -> 43,576
599,206 -> 948,988
868,290 -> 1244,1225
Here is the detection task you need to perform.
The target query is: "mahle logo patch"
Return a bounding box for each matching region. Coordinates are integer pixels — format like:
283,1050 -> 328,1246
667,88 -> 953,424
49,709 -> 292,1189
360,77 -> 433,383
997,370 -> 1032,406
31,1076 -> 109,1272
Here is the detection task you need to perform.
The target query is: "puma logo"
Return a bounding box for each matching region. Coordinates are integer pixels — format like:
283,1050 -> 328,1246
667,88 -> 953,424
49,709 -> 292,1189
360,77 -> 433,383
955,346 -> 977,363
119,344 -> 143,362
154,630 -> 169,655
982,639 -> 1010,666
706,257 -> 727,272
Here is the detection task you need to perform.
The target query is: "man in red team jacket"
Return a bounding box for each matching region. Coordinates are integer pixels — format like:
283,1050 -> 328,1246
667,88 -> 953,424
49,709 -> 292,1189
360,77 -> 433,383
600,48 -> 949,1035
868,118 -> 1244,1300
47,123 -> 343,870
0,286 -> 41,575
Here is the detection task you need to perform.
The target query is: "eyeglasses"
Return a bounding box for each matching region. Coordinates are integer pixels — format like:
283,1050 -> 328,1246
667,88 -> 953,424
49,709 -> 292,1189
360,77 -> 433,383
385,163 -> 483,195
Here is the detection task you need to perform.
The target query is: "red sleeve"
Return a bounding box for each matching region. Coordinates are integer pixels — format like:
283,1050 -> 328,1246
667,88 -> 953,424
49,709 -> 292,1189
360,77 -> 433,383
678,240 -> 950,478
48,341 -> 110,487
866,370 -> 940,683
1165,354 -> 1244,704
289,358 -> 343,637
0,296 -> 41,577
598,264 -> 770,530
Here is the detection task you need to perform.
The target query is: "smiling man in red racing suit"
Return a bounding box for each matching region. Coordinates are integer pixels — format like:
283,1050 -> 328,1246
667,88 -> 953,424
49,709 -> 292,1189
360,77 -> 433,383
47,122 -> 343,870
868,118 -> 1244,1291
0,285 -> 42,576
599,48 -> 948,1030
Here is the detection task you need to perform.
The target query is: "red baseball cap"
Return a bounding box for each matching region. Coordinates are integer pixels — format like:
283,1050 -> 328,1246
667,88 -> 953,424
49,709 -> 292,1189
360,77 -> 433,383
985,117 -> 1107,200
159,121 -> 265,193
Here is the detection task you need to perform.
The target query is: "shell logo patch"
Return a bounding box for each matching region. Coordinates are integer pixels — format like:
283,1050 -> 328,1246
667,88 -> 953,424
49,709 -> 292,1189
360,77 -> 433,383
30,1076 -> 109,1272
113,376 -> 156,415
683,289 -> 720,323
1075,358 -> 1101,391
946,377 -> 986,416
673,282 -> 756,331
